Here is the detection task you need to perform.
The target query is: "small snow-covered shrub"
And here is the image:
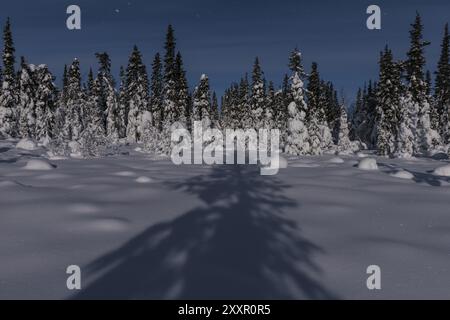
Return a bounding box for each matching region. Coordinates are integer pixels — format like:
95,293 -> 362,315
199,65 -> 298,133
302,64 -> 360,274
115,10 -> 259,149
78,125 -> 117,159
16,138 -> 38,150
47,137 -> 71,158
358,158 -> 378,170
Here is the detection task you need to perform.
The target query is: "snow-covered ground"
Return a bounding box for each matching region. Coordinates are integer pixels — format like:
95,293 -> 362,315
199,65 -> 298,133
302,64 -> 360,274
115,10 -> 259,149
0,138 -> 449,299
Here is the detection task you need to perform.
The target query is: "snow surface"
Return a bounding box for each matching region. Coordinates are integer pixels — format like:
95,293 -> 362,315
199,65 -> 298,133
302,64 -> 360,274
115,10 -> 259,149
1,139 -> 450,299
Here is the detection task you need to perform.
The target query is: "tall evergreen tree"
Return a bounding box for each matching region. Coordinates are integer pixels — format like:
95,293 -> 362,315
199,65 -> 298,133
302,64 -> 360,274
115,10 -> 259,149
0,18 -> 17,137
125,46 -> 149,142
285,71 -> 309,155
193,74 -> 211,123
18,57 -> 37,138
435,23 -> 450,143
34,65 -> 57,142
336,101 -> 352,153
288,47 -> 304,76
63,58 -> 84,141
406,13 -> 438,154
150,52 -> 163,130
307,62 -> 332,153
117,66 -> 128,138
162,25 -> 179,126
211,91 -> 220,127
174,51 -> 189,127
250,57 -> 265,129
239,74 -> 251,129
376,47 -> 402,156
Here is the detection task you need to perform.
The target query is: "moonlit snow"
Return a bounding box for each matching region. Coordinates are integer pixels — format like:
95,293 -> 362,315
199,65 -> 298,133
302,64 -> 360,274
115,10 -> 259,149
1,139 -> 450,299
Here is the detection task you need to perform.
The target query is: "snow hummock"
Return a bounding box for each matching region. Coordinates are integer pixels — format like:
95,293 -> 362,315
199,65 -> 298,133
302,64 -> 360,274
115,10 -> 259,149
23,159 -> 55,171
356,152 -> 368,158
390,170 -> 414,180
433,164 -> 450,177
278,155 -> 288,169
16,138 -> 38,151
328,157 -> 344,164
135,176 -> 154,184
357,158 -> 378,170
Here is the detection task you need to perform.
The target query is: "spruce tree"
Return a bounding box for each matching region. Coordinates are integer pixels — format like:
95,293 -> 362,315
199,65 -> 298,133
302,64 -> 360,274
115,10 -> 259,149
395,91 -> 416,158
162,25 -> 178,126
406,12 -> 438,154
193,74 -> 212,124
239,74 -> 251,129
150,52 -> 163,130
87,68 -> 94,93
211,91 -> 220,128
63,58 -> 84,141
376,47 -> 401,156
0,18 -> 17,137
34,65 -> 57,142
174,51 -> 189,127
264,82 -> 275,129
288,47 -> 304,76
435,23 -> 450,143
18,57 -> 37,138
117,66 -> 128,138
285,71 -> 309,155
307,62 -> 332,154
250,57 -> 265,129
125,46 -> 149,142
336,101 -> 352,153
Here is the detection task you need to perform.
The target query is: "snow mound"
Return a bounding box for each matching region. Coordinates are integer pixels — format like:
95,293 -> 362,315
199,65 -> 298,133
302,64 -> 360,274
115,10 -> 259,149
290,162 -> 320,168
358,158 -> 378,170
23,159 -> 55,171
433,164 -> 450,177
357,152 -> 368,158
135,176 -> 154,184
68,141 -> 83,159
328,157 -> 344,164
85,218 -> 129,232
390,170 -> 414,180
16,138 -> 38,150
0,181 -> 20,188
114,171 -> 136,177
278,155 -> 288,169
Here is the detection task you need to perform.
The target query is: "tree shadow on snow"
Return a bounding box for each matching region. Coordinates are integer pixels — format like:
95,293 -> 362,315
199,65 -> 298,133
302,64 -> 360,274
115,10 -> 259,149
72,165 -> 337,300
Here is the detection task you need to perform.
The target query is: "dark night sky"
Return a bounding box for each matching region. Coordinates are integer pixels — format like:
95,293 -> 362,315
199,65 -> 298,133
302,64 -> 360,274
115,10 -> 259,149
2,0 -> 449,102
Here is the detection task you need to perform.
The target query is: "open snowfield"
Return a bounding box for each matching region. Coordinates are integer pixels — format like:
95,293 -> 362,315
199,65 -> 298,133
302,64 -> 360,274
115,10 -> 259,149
0,138 -> 449,299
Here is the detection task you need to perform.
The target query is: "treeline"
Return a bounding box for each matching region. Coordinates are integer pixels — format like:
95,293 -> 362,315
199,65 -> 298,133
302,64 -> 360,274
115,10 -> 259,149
0,14 -> 448,159
352,13 -> 450,158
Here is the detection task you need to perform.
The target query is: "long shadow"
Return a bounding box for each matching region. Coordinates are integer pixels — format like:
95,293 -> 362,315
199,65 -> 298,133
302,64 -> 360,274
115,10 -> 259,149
73,165 -> 336,299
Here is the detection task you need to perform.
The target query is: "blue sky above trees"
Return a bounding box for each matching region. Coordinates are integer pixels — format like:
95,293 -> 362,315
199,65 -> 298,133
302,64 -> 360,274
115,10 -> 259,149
2,0 -> 450,101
